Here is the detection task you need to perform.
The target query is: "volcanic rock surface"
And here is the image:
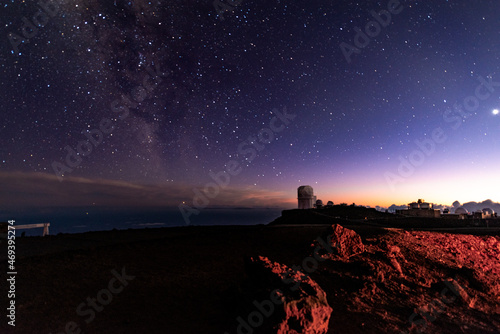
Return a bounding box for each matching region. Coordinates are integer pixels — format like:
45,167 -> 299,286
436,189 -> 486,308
312,226 -> 500,333
241,224 -> 500,333
311,223 -> 365,261
2,224 -> 499,334
245,256 -> 333,334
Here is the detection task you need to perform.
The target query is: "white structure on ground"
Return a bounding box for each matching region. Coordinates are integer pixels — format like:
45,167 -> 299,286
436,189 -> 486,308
298,186 -> 316,209
482,208 -> 495,218
15,223 -> 50,236
455,207 -> 468,214
397,199 -> 440,218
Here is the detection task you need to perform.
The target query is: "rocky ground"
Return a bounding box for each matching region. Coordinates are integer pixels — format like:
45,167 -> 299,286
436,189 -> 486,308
1,224 -> 499,333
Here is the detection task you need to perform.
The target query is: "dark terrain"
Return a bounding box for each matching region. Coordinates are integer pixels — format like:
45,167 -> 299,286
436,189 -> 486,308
1,216 -> 499,333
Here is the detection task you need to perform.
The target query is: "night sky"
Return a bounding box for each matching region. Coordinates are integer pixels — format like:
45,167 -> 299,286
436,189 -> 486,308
1,0 -> 500,216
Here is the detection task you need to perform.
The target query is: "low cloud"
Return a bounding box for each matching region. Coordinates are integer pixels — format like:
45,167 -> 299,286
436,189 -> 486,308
0,172 -> 291,215
452,199 -> 500,214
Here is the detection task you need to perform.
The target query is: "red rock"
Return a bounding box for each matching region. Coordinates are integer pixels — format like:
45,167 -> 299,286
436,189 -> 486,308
246,256 -> 333,334
312,224 -> 365,261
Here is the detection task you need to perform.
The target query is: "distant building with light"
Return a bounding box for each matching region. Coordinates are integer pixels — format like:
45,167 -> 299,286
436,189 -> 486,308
482,208 -> 496,218
396,199 -> 440,218
442,207 -> 497,220
440,206 -> 468,219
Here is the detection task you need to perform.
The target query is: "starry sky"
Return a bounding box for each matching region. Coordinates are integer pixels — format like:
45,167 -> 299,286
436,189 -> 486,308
1,0 -> 500,216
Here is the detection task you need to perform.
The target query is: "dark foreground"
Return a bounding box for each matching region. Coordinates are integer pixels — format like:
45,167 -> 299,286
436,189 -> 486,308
1,224 -> 499,334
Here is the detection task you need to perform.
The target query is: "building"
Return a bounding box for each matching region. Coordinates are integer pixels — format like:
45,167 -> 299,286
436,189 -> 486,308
441,206 -> 467,219
482,208 -> 496,218
297,185 -> 316,209
396,199 -> 441,218
473,210 -> 484,219
442,207 -> 497,220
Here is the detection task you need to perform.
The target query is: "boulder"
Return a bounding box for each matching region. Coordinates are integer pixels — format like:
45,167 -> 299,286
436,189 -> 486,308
312,224 -> 365,261
245,256 -> 333,334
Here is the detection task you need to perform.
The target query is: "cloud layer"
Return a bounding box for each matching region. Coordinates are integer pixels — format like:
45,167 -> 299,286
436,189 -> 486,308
0,172 -> 293,214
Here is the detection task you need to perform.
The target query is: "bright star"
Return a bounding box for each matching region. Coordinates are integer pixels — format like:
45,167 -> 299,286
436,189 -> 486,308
493,109 -> 499,115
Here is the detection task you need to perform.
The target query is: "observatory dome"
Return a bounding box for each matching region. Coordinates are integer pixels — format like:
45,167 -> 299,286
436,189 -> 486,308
297,185 -> 315,209
482,208 -> 494,215
298,186 -> 314,198
455,207 -> 468,214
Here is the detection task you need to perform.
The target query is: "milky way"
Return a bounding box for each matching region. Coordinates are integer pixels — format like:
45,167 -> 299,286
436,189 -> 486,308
1,0 -> 500,212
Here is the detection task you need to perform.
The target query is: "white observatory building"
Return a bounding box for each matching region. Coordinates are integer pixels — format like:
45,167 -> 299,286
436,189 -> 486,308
298,185 -> 316,209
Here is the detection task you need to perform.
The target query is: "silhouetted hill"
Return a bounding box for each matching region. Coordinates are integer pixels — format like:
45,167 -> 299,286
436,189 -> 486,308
269,206 -> 500,229
269,205 -> 395,225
